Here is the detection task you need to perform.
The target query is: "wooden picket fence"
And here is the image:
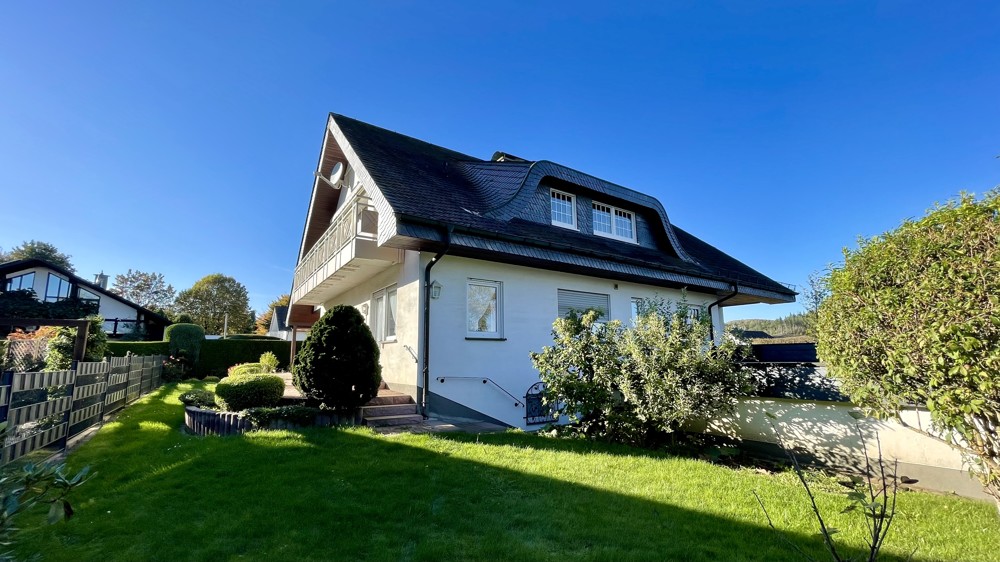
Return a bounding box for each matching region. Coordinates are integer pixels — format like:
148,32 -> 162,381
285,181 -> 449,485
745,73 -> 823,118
0,354 -> 166,465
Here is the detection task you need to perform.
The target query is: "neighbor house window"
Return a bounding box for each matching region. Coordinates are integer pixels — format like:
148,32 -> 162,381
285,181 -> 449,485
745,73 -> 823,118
370,285 -> 397,342
550,189 -> 577,229
557,289 -> 610,321
44,273 -> 71,302
592,202 -> 636,242
79,288 -> 101,307
4,272 -> 34,291
467,279 -> 502,338
630,297 -> 643,324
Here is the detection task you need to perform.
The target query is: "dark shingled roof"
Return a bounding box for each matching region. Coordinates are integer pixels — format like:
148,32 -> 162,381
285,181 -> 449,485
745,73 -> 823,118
329,113 -> 795,302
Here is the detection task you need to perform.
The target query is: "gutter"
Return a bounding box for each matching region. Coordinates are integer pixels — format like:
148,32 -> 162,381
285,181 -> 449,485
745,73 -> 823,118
707,284 -> 739,343
421,227 -> 453,418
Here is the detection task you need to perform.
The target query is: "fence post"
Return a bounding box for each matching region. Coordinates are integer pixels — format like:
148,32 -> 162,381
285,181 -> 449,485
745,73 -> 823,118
0,370 -> 13,429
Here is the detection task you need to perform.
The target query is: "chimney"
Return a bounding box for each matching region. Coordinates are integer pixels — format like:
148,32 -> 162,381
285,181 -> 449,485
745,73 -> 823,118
94,271 -> 109,290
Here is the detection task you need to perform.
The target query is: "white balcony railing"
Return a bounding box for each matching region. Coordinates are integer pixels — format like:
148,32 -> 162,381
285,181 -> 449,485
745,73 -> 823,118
294,195 -> 377,290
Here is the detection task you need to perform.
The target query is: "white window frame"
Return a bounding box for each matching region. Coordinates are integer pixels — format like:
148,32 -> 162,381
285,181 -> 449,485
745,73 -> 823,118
466,279 -> 503,339
369,284 -> 398,343
592,201 -> 637,243
550,189 -> 577,230
629,297 -> 643,324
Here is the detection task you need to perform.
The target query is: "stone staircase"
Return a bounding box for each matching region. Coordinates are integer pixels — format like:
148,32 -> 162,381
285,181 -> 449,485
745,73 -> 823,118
362,385 -> 423,427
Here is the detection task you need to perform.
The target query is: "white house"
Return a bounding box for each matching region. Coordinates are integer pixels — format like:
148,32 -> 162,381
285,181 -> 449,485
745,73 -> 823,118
266,306 -> 307,341
0,258 -> 170,340
287,113 -> 796,429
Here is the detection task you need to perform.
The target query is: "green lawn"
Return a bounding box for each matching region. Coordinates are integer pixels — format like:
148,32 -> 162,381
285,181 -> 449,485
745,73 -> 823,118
14,382 -> 1000,562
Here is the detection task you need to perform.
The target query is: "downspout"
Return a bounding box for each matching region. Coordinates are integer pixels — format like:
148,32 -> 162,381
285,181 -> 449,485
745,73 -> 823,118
707,284 -> 739,343
421,227 -> 453,418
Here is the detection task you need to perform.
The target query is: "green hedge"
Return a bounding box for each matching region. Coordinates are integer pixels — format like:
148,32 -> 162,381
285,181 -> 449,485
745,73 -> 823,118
198,340 -> 291,377
215,374 -> 285,411
106,341 -> 170,357
225,334 -> 282,341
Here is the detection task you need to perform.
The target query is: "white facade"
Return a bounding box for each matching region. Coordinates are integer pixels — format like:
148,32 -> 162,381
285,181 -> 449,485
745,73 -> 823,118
316,252 -> 723,429
4,265 -> 142,325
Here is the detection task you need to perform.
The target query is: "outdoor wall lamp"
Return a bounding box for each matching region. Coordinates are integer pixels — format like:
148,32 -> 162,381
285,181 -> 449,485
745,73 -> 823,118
430,280 -> 442,299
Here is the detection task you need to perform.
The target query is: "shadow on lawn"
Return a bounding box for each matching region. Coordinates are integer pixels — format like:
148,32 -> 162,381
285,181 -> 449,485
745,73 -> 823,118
26,387 -> 939,562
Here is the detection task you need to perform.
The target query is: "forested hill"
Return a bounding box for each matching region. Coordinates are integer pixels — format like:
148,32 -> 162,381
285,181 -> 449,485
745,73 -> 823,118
726,312 -> 810,338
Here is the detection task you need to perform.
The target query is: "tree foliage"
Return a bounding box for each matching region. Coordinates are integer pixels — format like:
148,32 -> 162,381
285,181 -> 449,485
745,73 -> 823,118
173,274 -> 253,335
254,294 -> 290,335
817,189 -> 1000,504
0,290 -> 98,320
727,312 -> 811,338
109,269 -> 176,310
532,299 -> 752,447
45,316 -> 108,370
1,240 -> 75,272
292,305 -> 381,412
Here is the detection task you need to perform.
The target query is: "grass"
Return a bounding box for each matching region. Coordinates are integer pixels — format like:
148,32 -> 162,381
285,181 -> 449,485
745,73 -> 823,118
13,382 -> 1000,562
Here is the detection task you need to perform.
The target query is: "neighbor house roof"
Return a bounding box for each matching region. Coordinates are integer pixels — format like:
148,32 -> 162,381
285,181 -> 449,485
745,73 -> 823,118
0,258 -> 170,324
308,114 -> 795,304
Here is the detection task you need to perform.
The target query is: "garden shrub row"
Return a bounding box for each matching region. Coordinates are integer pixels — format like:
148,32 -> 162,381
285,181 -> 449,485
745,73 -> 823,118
106,341 -> 170,357
199,340 -> 291,377
215,374 -> 285,411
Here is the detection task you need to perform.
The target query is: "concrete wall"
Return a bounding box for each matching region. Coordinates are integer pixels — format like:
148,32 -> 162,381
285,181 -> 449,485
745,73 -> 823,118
689,398 -> 989,500
423,254 -> 721,429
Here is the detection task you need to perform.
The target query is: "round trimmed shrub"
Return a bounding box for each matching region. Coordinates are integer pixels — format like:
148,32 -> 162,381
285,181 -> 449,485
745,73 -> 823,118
228,363 -> 267,377
293,305 -> 381,411
203,376 -> 220,383
179,389 -> 217,409
214,374 -> 285,412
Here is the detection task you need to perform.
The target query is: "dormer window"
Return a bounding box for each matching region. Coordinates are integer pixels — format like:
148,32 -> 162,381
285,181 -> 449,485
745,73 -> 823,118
593,202 -> 636,243
550,189 -> 577,229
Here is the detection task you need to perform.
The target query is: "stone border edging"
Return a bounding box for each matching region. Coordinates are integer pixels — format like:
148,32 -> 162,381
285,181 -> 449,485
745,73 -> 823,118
184,405 -> 360,435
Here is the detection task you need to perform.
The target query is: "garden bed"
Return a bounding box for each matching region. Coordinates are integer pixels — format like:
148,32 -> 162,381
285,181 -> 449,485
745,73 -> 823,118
184,405 -> 360,435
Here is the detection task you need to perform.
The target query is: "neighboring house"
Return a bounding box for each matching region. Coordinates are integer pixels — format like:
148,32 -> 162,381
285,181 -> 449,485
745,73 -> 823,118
288,113 -> 796,428
267,306 -> 307,341
0,258 -> 170,340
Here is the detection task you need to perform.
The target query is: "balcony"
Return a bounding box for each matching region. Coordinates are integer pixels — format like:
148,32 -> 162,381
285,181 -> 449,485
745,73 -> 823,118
292,195 -> 401,306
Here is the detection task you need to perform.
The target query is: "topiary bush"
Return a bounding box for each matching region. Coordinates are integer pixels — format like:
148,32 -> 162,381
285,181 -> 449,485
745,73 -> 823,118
214,374 -> 285,412
203,376 -> 220,383
179,389 -> 217,409
164,323 -> 205,365
293,305 -> 381,412
228,363 -> 267,377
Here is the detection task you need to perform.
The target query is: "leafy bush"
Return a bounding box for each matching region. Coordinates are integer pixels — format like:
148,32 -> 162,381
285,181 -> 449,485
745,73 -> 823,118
198,340 -> 290,377
179,389 -> 217,409
203,376 -> 220,383
45,316 -> 108,370
531,300 -> 751,447
105,341 -> 169,357
293,305 -> 381,412
0,289 -> 98,319
214,374 -> 285,412
259,352 -> 279,373
228,363 -> 267,377
242,405 -> 324,428
817,189 -> 1000,505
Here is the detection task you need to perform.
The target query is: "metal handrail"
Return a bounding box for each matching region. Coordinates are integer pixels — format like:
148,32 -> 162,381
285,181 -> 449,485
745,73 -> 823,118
293,195 -> 376,289
435,376 -> 524,408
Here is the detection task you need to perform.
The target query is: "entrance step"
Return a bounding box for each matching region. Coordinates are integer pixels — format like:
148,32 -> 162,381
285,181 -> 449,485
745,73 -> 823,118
362,387 -> 422,427
364,413 -> 425,427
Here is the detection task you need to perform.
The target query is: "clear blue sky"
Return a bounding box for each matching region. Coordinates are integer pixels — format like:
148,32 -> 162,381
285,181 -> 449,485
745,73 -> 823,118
2,2 -> 998,321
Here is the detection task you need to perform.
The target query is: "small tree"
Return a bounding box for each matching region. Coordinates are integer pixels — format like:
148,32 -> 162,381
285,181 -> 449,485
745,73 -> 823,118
817,189 -> 1000,506
292,305 -> 381,412
163,323 -> 205,379
45,316 -> 108,370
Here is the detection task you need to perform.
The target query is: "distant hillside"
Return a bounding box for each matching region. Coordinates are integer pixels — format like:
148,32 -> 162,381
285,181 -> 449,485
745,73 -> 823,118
726,312 -> 811,338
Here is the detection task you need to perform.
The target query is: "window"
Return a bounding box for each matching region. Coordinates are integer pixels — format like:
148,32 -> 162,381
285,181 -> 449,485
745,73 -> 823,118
4,272 -> 34,291
467,279 -> 502,338
592,202 -> 636,242
79,287 -> 101,307
44,273 -> 71,302
550,189 -> 577,229
630,297 -> 643,323
369,285 -> 397,342
557,289 -> 610,321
